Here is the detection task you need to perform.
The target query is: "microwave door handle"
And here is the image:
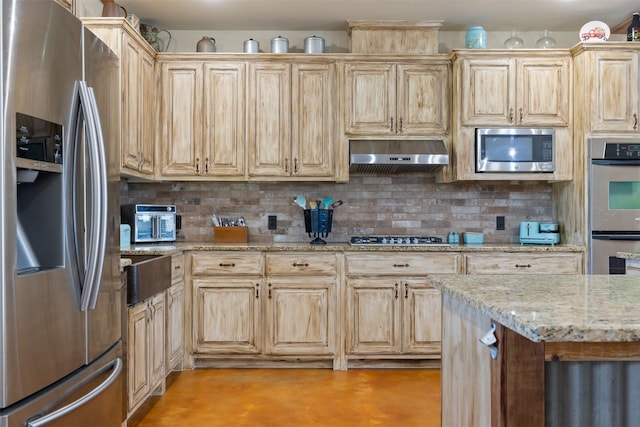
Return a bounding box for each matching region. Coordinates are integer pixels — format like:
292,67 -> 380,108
26,358 -> 122,427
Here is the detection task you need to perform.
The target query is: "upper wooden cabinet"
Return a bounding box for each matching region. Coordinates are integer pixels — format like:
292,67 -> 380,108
344,60 -> 450,136
158,60 -> 246,179
83,19 -> 156,178
248,60 -> 337,179
456,52 -> 571,127
572,44 -> 640,134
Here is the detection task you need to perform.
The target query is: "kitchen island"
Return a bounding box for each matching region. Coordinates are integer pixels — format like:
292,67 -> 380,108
427,274 -> 640,427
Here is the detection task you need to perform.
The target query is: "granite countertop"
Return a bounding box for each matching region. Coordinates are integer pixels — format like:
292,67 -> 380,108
120,242 -> 583,256
617,252 -> 640,260
427,274 -> 640,343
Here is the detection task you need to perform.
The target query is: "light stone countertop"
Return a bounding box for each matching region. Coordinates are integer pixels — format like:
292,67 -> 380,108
617,252 -> 640,260
426,274 -> 640,343
121,242 -> 583,256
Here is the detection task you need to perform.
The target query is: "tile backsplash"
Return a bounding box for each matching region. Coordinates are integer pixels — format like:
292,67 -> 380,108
121,175 -> 553,244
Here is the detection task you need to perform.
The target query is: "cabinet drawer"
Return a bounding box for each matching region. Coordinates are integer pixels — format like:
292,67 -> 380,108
171,254 -> 185,282
465,253 -> 583,274
266,253 -> 336,276
191,252 -> 264,276
346,253 -> 459,276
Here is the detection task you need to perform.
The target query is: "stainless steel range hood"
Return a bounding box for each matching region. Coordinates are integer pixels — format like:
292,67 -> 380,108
349,139 -> 449,174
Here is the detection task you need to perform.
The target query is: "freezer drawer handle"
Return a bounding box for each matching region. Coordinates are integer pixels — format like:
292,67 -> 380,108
26,358 -> 122,427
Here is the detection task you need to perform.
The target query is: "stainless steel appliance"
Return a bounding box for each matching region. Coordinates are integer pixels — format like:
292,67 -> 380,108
589,137 -> 640,274
476,127 -> 555,173
349,236 -> 448,246
349,139 -> 449,174
1,1 -> 123,425
121,204 -> 177,243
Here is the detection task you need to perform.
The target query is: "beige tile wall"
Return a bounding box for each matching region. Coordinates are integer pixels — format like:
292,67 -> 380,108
121,175 -> 553,244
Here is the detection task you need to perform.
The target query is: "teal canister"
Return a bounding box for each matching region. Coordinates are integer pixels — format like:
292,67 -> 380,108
465,26 -> 487,49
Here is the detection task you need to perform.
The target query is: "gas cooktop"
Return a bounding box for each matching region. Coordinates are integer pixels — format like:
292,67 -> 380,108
349,236 -> 448,246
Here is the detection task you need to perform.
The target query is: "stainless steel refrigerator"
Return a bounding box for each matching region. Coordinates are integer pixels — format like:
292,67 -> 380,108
0,1 -> 123,426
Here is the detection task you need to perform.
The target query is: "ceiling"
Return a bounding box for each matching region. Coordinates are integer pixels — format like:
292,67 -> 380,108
117,0 -> 636,32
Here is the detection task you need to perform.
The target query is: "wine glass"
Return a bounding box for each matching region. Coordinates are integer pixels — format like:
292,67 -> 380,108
536,30 -> 556,48
504,30 -> 524,49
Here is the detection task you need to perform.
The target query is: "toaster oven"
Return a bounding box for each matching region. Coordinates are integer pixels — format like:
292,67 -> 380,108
121,204 -> 177,243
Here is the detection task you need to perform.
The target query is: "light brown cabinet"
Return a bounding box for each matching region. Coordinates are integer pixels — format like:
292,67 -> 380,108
464,252 -> 584,274
444,50 -> 573,182
344,61 -> 450,136
166,254 -> 185,372
158,61 -> 246,179
458,55 -> 571,126
264,253 -> 337,356
573,46 -> 640,134
191,252 -> 263,354
345,253 -> 458,359
127,293 -> 165,412
248,61 -> 336,179
83,19 -> 156,178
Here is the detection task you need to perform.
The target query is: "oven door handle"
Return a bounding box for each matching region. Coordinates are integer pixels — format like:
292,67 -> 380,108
591,233 -> 640,241
592,159 -> 640,166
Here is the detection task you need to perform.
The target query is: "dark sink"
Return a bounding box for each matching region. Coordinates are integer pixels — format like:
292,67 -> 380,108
122,254 -> 172,305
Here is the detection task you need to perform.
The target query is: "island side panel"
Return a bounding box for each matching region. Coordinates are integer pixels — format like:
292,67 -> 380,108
441,294 -> 493,427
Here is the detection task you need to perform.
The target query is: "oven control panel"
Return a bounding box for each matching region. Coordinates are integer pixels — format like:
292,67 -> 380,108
603,143 -> 640,159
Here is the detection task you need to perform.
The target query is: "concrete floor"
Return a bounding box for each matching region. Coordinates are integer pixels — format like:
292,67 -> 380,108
136,368 -> 441,426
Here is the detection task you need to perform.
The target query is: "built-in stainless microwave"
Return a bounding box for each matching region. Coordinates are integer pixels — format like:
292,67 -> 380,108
476,128 -> 555,173
121,204 -> 177,243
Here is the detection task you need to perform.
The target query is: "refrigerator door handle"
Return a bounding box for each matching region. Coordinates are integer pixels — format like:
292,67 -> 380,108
71,81 -> 107,311
25,358 -> 122,427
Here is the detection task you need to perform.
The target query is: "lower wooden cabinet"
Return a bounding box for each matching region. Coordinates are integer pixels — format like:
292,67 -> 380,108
127,292 -> 165,412
166,282 -> 184,371
264,253 -> 337,357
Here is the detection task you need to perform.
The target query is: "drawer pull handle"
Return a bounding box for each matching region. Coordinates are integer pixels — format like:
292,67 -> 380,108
395,283 -> 399,299
292,262 -> 309,267
634,113 -> 638,130
405,283 -> 409,299
174,265 -> 181,270
255,283 -> 260,299
219,263 -> 236,267
515,264 -> 532,268
393,263 -> 410,268
268,283 -> 272,299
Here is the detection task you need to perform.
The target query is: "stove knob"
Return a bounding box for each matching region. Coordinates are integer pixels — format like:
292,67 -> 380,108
411,237 -> 418,244
381,237 -> 388,244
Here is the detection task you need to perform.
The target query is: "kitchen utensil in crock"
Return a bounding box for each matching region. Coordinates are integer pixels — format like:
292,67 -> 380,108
196,36 -> 216,52
101,0 -> 127,17
321,197 -> 333,209
293,196 -> 306,209
330,200 -> 343,209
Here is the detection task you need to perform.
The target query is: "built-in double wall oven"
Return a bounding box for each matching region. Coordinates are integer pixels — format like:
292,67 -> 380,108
589,137 -> 640,274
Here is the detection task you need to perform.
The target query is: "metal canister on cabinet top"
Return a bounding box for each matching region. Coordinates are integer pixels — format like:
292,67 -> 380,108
271,36 -> 289,53
304,35 -> 325,53
243,38 -> 259,53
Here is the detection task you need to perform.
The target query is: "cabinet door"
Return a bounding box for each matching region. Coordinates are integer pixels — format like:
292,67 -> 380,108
127,302 -> 150,411
166,282 -> 184,372
248,62 -> 291,177
192,278 -> 262,354
344,62 -> 396,135
264,277 -> 336,355
159,62 -> 203,176
518,57 -> 571,126
460,58 -> 514,126
149,294 -> 166,390
121,37 -> 155,175
203,62 -> 246,177
402,280 -> 441,354
346,278 -> 401,354
291,62 -> 335,177
590,52 -> 639,133
397,63 -> 450,135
